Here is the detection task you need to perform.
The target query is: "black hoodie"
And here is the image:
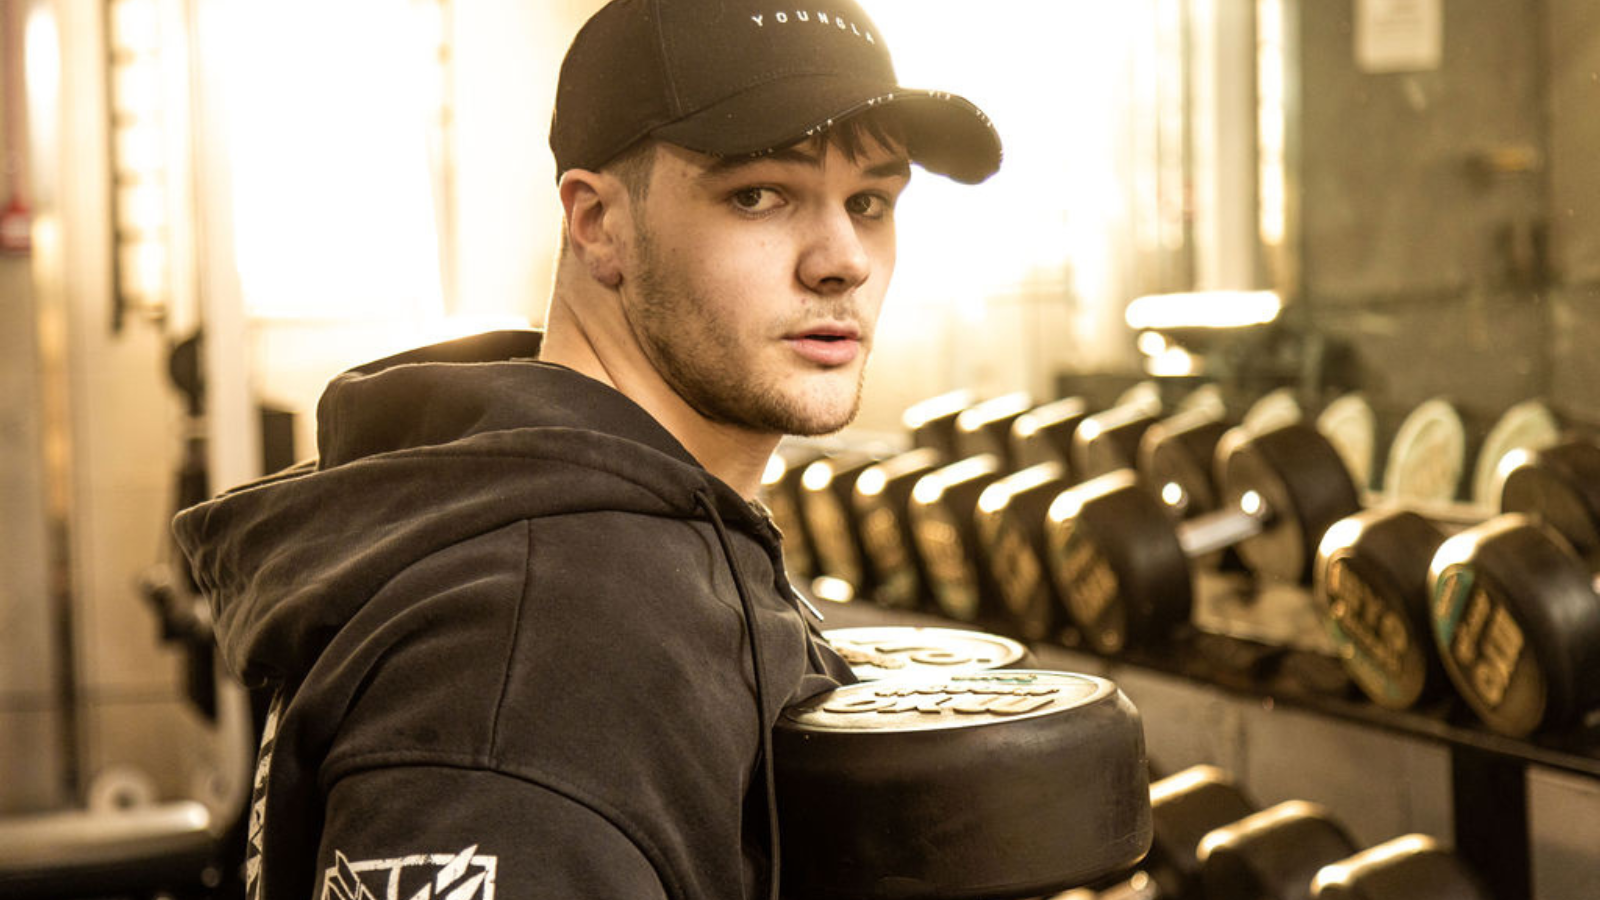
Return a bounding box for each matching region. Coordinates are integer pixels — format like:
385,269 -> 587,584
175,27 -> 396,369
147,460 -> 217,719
174,332 -> 852,900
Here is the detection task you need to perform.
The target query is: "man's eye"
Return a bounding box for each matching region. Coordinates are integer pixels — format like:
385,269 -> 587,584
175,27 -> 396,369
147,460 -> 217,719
732,187 -> 783,213
847,193 -> 891,219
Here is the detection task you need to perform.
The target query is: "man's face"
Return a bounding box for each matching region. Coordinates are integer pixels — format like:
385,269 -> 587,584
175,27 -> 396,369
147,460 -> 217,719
616,136 -> 911,437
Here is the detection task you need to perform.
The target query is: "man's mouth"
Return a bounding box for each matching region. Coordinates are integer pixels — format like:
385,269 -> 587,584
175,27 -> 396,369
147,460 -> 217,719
787,325 -> 863,366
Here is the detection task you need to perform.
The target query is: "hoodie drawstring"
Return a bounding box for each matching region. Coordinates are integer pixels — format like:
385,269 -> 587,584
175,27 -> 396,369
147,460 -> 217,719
696,490 -> 782,900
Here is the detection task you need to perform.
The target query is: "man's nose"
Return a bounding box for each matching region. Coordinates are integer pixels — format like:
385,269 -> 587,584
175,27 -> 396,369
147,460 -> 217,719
796,207 -> 872,296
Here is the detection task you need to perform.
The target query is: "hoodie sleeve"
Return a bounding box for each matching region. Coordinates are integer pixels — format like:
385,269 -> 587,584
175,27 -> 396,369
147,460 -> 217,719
315,765 -> 671,900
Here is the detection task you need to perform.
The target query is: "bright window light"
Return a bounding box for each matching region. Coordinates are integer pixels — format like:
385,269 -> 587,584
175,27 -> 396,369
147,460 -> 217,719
218,0 -> 446,321
1125,290 -> 1283,330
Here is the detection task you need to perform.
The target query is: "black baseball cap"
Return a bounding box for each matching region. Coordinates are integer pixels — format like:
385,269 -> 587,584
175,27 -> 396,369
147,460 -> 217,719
550,0 -> 1002,184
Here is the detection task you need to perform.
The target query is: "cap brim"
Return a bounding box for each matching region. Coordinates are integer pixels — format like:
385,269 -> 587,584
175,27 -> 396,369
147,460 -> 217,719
651,75 -> 1002,185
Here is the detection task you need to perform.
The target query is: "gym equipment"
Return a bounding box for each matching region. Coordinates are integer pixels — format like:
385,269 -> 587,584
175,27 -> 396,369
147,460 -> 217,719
904,389 -> 979,460
908,453 -> 1009,626
1315,393 -> 1378,493
1428,512 -> 1600,737
1136,407 -> 1233,523
1124,764 -> 1258,900
973,461 -> 1076,642
1045,422 -> 1361,654
1382,398 -> 1468,506
775,670 -> 1151,900
761,445 -> 823,583
823,626 -> 1030,681
1311,833 -> 1492,899
0,803 -> 219,899
1011,396 -> 1091,472
1073,399 -> 1163,482
954,392 -> 1035,472
1314,437 -> 1600,720
1313,508 -> 1455,711
1470,398 -> 1563,508
801,453 -> 885,597
1196,800 -> 1359,900
852,448 -> 947,611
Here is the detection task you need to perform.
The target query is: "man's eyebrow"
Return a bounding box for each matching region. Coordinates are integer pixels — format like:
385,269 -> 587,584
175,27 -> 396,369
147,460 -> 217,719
699,147 -> 913,181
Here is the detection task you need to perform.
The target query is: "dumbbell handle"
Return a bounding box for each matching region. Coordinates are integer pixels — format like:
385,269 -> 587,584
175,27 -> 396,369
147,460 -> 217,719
1176,491 -> 1271,558
1180,490 -> 1485,562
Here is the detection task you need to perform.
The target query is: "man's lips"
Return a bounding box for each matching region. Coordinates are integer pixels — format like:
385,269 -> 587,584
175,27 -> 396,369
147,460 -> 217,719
785,324 -> 863,367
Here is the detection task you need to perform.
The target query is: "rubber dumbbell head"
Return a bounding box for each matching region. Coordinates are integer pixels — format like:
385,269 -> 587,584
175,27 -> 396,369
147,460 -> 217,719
1197,800 -> 1359,900
822,626 -> 1031,682
908,455 -> 1008,625
1311,834 -> 1492,899
904,389 -> 978,461
852,448 -> 947,612
775,670 -> 1152,900
974,462 -> 1076,642
1314,508 -> 1452,711
1428,514 -> 1600,737
1011,397 -> 1091,473
1046,423 -> 1361,654
955,392 -> 1034,473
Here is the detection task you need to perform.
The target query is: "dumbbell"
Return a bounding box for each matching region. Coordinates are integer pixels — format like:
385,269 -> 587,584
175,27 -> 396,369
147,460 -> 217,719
761,445 -> 824,584
973,398 -> 1289,647
1380,397 -> 1469,508
775,670 -> 1152,899
1093,764 -> 1257,899
913,398 -> 1134,631
1313,438 -> 1600,720
1198,802 -> 1490,900
1073,391 -> 1164,481
1137,407 -> 1234,524
1428,509 -> 1600,737
1012,396 -> 1093,472
908,453 -> 1011,627
904,388 -> 979,460
1043,421 -> 1361,655
951,393 -> 1214,637
1310,834 -> 1493,899
1197,800 -> 1361,900
852,447 -> 947,611
956,391 -> 1036,472
973,460 -> 1078,642
821,625 -> 1032,681
843,392 -> 1030,613
799,451 -> 889,599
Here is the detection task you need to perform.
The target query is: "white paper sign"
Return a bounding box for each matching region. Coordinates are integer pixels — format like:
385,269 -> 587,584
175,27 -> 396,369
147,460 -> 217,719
1355,0 -> 1443,73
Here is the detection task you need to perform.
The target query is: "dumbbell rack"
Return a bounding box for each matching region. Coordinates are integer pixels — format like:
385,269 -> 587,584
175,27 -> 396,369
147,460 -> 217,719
816,592 -> 1600,900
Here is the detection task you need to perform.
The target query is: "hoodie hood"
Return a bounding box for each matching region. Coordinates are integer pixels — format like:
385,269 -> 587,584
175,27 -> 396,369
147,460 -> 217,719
174,332 -> 774,687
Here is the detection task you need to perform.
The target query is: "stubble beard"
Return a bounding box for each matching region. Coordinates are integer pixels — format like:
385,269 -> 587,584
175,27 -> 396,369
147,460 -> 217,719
627,224 -> 867,437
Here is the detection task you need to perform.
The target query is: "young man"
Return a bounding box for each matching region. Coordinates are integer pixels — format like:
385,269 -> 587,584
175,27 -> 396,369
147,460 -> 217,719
175,1 -> 999,898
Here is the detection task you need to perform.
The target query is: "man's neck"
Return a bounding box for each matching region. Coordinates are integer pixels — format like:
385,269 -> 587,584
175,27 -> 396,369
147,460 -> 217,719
541,290 -> 781,499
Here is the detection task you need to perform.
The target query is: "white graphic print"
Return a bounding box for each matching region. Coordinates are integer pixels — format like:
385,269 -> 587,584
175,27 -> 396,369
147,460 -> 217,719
321,845 -> 496,900
244,690 -> 285,900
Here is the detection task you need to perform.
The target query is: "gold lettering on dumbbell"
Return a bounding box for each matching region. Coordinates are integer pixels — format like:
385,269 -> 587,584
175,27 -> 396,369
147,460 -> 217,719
859,504 -> 907,569
821,685 -> 1062,717
1325,557 -> 1409,676
858,503 -> 917,606
979,509 -> 1045,621
913,506 -> 980,618
1447,582 -> 1524,708
833,640 -> 978,669
1051,526 -> 1120,647
805,490 -> 862,585
832,644 -> 908,669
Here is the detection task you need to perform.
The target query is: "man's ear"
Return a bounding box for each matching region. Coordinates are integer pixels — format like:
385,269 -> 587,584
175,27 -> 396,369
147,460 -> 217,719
559,169 -> 630,288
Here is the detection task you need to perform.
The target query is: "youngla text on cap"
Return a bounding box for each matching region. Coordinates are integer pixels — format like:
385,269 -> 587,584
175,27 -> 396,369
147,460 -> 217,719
748,9 -> 877,44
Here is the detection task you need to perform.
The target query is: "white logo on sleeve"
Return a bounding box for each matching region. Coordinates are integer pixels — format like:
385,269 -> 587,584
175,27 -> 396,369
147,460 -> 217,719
321,845 -> 496,900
